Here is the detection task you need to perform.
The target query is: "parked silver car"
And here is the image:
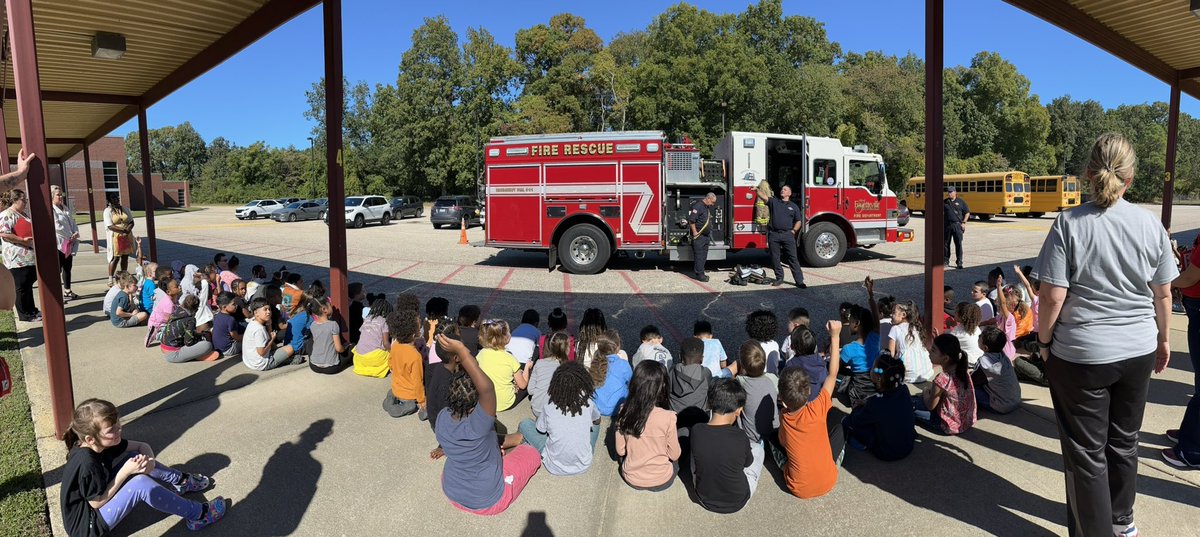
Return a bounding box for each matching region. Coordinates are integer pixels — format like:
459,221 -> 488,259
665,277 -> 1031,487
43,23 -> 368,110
272,200 -> 325,222
234,199 -> 283,220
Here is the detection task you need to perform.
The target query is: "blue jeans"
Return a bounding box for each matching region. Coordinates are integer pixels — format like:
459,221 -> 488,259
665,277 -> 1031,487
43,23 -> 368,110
99,452 -> 202,530
1177,298 -> 1200,463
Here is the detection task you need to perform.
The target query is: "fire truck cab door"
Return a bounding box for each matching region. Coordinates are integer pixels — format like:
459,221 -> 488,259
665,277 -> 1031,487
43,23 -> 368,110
765,138 -> 806,208
840,157 -> 887,222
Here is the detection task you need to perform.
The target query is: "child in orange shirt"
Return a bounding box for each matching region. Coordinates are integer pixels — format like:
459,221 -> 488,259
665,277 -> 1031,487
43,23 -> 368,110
383,309 -> 424,418
777,319 -> 844,499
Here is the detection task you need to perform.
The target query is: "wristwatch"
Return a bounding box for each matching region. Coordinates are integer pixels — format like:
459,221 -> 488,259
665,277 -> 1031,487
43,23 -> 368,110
1036,337 -> 1052,350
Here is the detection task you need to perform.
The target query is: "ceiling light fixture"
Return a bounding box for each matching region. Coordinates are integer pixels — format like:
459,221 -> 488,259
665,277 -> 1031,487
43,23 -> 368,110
91,32 -> 125,59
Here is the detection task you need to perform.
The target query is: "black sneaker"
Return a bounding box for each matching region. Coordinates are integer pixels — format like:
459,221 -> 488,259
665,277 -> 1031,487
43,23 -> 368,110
695,274 -> 710,282
771,279 -> 783,287
797,283 -> 808,289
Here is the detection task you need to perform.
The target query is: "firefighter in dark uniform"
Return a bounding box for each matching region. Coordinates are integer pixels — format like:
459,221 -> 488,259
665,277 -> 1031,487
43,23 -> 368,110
689,192 -> 716,282
943,185 -> 970,269
767,185 -> 807,288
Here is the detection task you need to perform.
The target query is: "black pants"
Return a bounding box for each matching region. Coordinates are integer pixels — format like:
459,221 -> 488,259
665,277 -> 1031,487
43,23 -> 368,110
1047,352 -> 1154,536
10,265 -> 38,319
767,230 -> 805,285
59,251 -> 74,290
943,222 -> 964,265
692,235 -> 710,276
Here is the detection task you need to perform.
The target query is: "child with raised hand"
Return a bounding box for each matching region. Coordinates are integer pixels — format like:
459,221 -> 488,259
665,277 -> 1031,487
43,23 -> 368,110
671,337 -> 713,434
971,281 -> 995,322
691,378 -> 761,514
384,308 -> 425,418
528,332 -> 569,420
887,301 -> 934,384
693,320 -> 728,376
309,298 -> 350,374
745,310 -> 782,374
592,332 -> 634,417
422,296 -> 450,364
972,327 -> 1021,414
616,360 -> 681,491
160,295 -> 218,363
783,326 -> 826,402
518,361 -> 602,476
477,318 -> 529,412
780,307 -> 810,361
865,276 -> 895,339
835,305 -> 879,407
425,324 -> 463,431
951,301 -> 985,368
60,399 -> 224,536
352,298 -> 392,378
916,334 -> 977,435
109,275 -> 147,328
778,319 -> 844,499
843,352 -> 916,461
631,325 -> 672,369
1009,265 -> 1048,386
539,307 -> 575,362
431,334 -> 538,516
995,285 -> 1020,361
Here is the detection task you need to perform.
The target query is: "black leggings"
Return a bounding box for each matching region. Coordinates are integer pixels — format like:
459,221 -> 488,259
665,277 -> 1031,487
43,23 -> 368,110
10,265 -> 38,319
59,251 -> 74,290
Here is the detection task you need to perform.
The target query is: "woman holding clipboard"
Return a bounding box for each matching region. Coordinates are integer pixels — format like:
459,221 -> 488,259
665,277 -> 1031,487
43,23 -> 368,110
0,188 -> 40,321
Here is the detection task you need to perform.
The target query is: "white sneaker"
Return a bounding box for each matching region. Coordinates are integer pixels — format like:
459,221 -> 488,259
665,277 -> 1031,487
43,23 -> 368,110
1114,524 -> 1138,537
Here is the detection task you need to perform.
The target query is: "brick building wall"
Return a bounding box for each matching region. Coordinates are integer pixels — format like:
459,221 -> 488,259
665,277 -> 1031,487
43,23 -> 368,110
46,136 -> 189,212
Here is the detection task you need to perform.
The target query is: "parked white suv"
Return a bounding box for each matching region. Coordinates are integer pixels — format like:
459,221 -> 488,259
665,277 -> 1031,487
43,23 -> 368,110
235,199 -> 283,220
325,195 -> 392,228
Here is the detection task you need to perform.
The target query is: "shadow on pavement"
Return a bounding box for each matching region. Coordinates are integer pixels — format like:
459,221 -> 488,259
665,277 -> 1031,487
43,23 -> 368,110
519,511 -> 555,537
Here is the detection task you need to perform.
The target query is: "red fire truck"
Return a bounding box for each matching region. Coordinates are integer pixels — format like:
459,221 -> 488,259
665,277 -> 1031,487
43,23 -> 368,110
483,131 -> 913,275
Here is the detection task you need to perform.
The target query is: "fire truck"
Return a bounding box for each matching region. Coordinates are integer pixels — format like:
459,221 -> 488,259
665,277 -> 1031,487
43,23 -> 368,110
483,131 -> 913,275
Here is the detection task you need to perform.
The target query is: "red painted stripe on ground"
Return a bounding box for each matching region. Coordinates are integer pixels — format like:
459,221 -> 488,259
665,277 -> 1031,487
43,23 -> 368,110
437,265 -> 466,285
363,261 -> 421,289
563,274 -> 576,333
619,272 -> 685,343
480,269 -> 515,317
349,257 -> 385,272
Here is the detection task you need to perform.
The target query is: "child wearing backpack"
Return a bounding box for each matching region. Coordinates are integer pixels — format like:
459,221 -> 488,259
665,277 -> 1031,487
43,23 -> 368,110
60,399 -> 224,536
160,295 -> 218,363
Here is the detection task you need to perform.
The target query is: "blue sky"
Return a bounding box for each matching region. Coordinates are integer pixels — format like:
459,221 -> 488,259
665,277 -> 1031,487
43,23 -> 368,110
116,0 -> 1200,149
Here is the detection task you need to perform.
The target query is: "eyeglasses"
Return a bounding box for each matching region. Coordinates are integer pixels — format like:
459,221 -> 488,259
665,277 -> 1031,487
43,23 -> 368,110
481,319 -> 506,327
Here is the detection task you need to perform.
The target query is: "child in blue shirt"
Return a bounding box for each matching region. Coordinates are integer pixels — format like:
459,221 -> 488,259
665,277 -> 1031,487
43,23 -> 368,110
592,332 -> 633,416
836,305 -> 879,407
693,320 -> 727,376
783,325 -> 826,402
843,352 -> 916,461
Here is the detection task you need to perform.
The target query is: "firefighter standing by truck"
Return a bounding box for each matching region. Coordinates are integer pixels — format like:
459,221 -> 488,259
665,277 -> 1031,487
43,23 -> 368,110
689,193 -> 717,282
767,185 -> 807,288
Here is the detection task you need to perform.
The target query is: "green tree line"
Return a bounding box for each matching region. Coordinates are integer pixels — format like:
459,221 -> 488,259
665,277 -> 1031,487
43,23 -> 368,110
129,0 -> 1200,204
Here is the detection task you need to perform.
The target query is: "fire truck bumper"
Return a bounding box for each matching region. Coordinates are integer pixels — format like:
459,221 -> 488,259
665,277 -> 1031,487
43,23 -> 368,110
888,228 -> 915,242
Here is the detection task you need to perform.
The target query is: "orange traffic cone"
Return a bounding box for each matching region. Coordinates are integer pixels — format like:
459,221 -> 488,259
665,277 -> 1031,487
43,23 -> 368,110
458,218 -> 468,246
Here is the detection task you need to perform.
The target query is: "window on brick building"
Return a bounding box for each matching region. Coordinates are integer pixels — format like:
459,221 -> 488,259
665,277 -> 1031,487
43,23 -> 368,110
177,189 -> 185,206
102,161 -> 120,196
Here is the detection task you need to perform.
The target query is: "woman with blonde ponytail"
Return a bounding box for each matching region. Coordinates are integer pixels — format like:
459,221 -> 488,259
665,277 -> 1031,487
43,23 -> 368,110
1032,133 -> 1176,537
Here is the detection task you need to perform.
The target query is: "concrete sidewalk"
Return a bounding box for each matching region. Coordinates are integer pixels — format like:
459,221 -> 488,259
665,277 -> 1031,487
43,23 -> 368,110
19,250 -> 1200,536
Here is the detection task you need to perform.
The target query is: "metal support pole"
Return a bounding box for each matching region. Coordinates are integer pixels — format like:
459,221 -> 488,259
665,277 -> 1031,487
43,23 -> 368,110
137,107 -> 157,261
1163,76 -> 1180,230
324,0 -> 349,331
83,144 -> 99,253
7,0 -> 74,438
924,0 -> 945,330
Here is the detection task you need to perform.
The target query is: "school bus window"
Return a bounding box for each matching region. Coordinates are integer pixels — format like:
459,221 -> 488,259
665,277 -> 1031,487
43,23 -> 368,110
1066,181 -> 1077,192
813,159 -> 837,186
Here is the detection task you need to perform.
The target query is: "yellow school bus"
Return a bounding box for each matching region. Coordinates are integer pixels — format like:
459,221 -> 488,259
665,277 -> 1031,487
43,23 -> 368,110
902,172 -> 1031,220
1026,175 -> 1081,217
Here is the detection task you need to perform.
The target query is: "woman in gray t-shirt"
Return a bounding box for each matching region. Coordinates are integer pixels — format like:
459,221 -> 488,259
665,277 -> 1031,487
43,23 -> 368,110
1032,133 -> 1176,537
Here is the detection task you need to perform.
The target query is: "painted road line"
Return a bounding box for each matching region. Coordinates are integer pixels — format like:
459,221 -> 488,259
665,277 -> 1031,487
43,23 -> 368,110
362,261 -> 421,290
480,269 -> 516,317
619,271 -> 685,344
563,274 -> 576,333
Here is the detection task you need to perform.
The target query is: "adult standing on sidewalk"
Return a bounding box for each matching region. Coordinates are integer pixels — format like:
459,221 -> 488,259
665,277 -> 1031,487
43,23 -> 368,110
51,185 -> 80,301
1032,133 -> 1176,537
104,194 -> 135,286
0,189 -> 40,321
943,186 -> 969,269
1166,235 -> 1200,469
766,185 -> 806,289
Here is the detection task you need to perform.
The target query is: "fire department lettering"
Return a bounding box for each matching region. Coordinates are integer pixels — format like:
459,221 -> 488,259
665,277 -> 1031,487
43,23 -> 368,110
529,143 -> 615,157
853,200 -> 881,216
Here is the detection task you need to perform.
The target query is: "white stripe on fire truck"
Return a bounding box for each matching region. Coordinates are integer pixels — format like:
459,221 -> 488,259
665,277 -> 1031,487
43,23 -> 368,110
487,183 -> 661,235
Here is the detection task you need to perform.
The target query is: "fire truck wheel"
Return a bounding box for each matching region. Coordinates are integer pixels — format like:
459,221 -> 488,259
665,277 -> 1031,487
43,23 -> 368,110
559,224 -> 611,275
802,222 -> 846,268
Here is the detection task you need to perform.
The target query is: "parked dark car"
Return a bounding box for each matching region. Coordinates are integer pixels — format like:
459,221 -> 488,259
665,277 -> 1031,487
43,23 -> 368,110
430,195 -> 482,229
390,196 -> 424,219
273,200 -> 324,222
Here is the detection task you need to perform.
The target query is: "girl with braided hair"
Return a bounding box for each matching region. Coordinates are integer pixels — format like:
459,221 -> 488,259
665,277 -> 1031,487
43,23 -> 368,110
842,351 -> 916,461
517,361 -> 602,476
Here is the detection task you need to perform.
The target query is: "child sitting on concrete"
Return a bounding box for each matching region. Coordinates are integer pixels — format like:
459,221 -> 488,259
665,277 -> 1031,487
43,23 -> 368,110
843,352 -> 915,461
690,378 -> 762,514
745,310 -> 782,374
518,361 -> 601,476
384,308 -> 424,418
671,337 -> 713,435
780,307 -> 810,361
592,332 -> 633,417
778,320 -> 844,499
632,325 -> 672,369
972,327 -> 1021,415
693,320 -> 727,376
784,325 -> 826,403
